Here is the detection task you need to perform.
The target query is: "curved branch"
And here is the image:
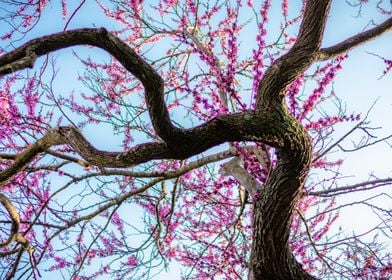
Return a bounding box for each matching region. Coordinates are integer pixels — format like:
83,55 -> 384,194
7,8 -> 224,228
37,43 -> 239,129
0,194 -> 20,247
0,28 -> 175,143
57,112 -> 278,166
317,16 -> 392,60
0,129 -> 64,186
256,0 -> 331,108
0,111 -> 280,185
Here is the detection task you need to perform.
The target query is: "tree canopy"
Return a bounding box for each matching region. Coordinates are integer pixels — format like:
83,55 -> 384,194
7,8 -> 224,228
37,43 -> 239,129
0,0 -> 391,279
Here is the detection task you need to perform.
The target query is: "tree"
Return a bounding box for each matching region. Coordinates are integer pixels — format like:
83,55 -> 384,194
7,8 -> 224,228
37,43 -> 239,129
0,0 -> 391,279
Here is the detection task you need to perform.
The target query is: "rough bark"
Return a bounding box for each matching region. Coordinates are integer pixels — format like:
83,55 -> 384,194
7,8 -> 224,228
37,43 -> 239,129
248,1 -> 331,278
248,117 -> 314,279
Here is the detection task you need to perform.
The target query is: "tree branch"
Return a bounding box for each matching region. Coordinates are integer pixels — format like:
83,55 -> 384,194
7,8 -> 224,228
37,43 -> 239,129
308,177 -> 392,196
0,112 -> 281,186
317,16 -> 392,60
256,0 -> 331,108
0,28 -> 175,143
101,148 -> 238,178
219,157 -> 263,196
0,194 -> 20,247
57,112 -> 280,166
0,129 -> 64,186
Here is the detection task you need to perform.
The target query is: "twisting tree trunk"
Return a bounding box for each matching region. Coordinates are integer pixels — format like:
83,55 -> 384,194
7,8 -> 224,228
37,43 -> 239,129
249,119 -> 314,279
247,1 -> 332,278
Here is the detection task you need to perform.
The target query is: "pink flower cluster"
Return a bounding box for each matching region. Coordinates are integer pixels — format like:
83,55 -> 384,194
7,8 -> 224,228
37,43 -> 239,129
299,55 -> 348,121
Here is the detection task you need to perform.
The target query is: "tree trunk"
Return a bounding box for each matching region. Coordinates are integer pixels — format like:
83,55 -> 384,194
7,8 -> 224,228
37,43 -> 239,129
248,113 -> 315,280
